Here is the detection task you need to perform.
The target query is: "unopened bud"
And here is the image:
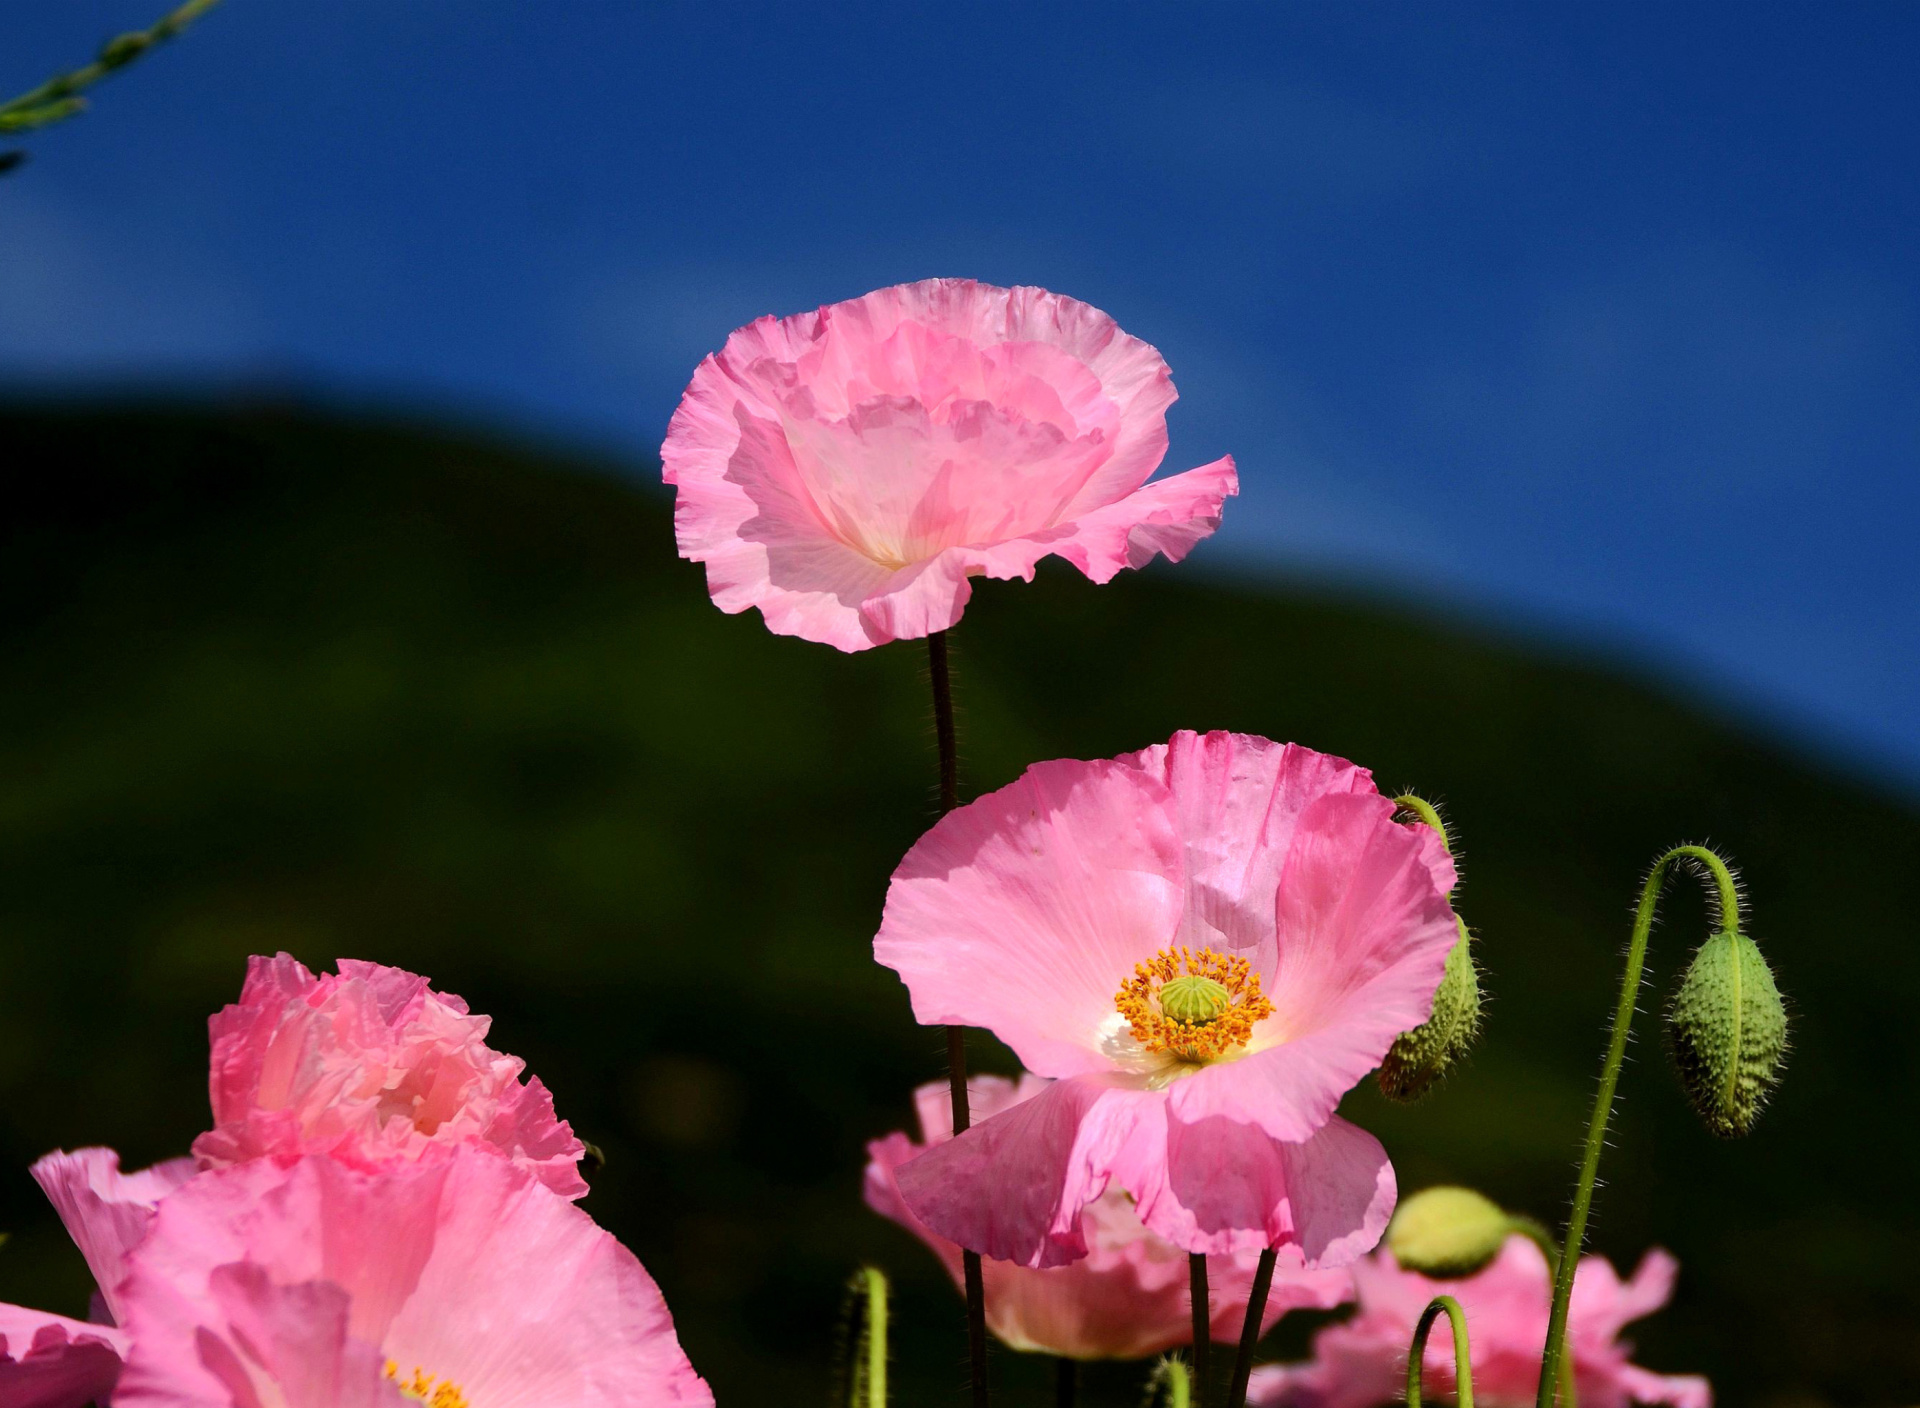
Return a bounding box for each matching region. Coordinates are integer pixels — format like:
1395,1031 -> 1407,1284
1377,915 -> 1482,1102
1387,1186 -> 1511,1277
1666,928 -> 1788,1138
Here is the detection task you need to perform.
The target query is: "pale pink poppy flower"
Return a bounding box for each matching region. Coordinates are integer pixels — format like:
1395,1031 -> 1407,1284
0,1304 -> 128,1408
874,730 -> 1457,1267
115,1148 -> 713,1408
867,1075 -> 1354,1359
30,1147 -> 196,1323
1247,1237 -> 1710,1408
193,954 -> 587,1198
662,278 -> 1238,651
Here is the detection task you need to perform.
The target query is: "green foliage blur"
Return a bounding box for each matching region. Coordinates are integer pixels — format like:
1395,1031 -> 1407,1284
0,404 -> 1913,1407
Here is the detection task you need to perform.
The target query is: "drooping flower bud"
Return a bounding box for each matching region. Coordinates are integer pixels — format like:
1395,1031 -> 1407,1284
1377,798 -> 1484,1102
1378,913 -> 1482,1102
1385,1186 -> 1512,1278
1666,927 -> 1788,1138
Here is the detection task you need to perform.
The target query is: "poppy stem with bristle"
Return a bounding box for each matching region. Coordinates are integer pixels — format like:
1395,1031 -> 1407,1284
1534,845 -> 1743,1408
1189,1253 -> 1211,1405
1225,1248 -> 1276,1408
928,630 -> 987,1408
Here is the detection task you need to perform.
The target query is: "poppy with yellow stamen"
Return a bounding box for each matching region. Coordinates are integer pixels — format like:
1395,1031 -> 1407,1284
876,730 -> 1459,1269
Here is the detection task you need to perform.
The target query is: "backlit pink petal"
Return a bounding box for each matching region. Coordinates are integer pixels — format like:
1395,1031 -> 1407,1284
879,731 -> 1453,1259
193,953 -> 587,1197
29,1147 -> 195,1323
875,758 -> 1186,1079
1250,1236 -> 1711,1408
1154,1114 -> 1397,1262
868,1076 -> 1351,1360
0,1305 -> 127,1408
663,279 -> 1236,650
117,1150 -> 711,1408
1166,791 -> 1459,1142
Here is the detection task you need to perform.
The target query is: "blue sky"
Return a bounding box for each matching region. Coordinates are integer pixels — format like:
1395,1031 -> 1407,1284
5,2 -> 1917,779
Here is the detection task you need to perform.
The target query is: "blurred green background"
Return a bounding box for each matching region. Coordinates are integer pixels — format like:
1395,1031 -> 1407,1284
0,404 -> 1912,1407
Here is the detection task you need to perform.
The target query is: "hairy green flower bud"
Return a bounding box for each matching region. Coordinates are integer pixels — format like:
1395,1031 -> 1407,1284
1377,915 -> 1482,1102
1386,1186 -> 1511,1277
1666,928 -> 1788,1138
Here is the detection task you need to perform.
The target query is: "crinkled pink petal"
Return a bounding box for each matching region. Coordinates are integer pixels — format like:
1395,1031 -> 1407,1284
662,278 -> 1234,651
875,758 -> 1186,1079
1165,789 -> 1459,1143
1150,1113 -> 1397,1262
867,1077 -> 1351,1359
0,1305 -> 127,1408
897,1073 -> 1395,1266
1251,1236 -> 1710,1408
117,1150 -> 712,1408
29,1147 -> 195,1324
193,953 -> 587,1198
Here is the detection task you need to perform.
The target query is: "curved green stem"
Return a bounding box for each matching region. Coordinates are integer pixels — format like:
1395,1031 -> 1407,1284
1393,794 -> 1452,855
1407,1295 -> 1474,1408
1,0 -> 225,133
1533,845 -> 1739,1408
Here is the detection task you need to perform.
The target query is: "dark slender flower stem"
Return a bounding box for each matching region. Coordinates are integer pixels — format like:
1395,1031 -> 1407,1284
1054,1357 -> 1078,1408
927,630 -> 987,1408
1224,1248 -> 1276,1408
1533,845 -> 1739,1408
1,0 -> 225,133
1407,1296 -> 1474,1408
1188,1253 -> 1211,1405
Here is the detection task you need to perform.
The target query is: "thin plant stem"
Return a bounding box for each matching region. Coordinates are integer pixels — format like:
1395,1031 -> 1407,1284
1,0 -> 225,133
1407,1295 -> 1474,1408
1533,845 -> 1739,1408
927,629 -> 987,1408
1156,1358 -> 1194,1408
1188,1253 -> 1211,1405
843,1267 -> 889,1408
1224,1248 -> 1276,1408
1054,1357 -> 1077,1408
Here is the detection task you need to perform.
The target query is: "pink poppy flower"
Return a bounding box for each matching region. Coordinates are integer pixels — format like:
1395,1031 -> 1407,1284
30,1147 -> 196,1323
0,1304 -> 127,1408
662,278 -> 1238,651
192,954 -> 587,1198
867,1075 -> 1354,1359
874,730 -> 1457,1266
1247,1237 -> 1710,1408
115,1148 -> 712,1408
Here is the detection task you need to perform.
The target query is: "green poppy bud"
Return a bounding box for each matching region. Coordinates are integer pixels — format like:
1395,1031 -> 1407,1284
1377,915 -> 1482,1102
1666,928 -> 1788,1138
1386,1186 -> 1511,1277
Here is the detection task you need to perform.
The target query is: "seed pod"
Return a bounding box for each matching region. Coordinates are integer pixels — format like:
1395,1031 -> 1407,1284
1386,1186 -> 1511,1277
1666,928 -> 1788,1138
1377,915 -> 1482,1102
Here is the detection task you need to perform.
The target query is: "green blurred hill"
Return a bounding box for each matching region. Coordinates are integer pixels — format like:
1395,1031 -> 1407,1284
0,404 -> 1912,1407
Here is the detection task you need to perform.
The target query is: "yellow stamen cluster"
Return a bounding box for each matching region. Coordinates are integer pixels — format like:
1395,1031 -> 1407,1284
385,1361 -> 471,1408
1114,945 -> 1273,1063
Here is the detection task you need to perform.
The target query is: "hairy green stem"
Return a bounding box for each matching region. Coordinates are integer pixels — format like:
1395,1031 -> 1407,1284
2,0 -> 225,133
1189,1253 -> 1211,1404
1156,1358 -> 1194,1408
1392,794 -> 1452,853
1224,1248 -> 1276,1408
1533,845 -> 1738,1408
845,1267 -> 889,1408
1408,1296 -> 1474,1408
